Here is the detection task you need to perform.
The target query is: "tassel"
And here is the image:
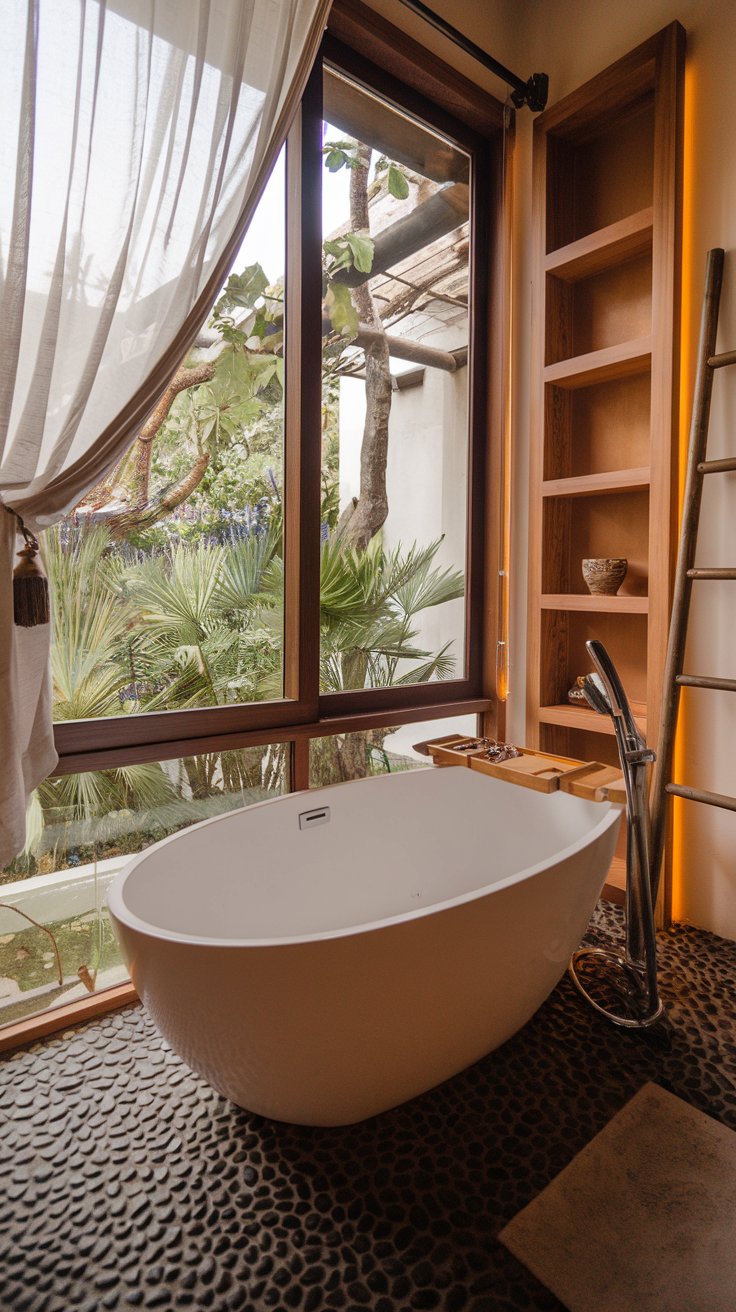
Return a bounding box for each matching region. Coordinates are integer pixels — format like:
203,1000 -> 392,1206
5,508 -> 50,627
14,543 -> 50,626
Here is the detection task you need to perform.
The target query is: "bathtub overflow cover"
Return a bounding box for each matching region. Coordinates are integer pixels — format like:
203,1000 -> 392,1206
298,806 -> 331,831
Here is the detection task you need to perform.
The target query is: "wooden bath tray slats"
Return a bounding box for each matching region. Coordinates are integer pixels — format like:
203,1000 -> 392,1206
423,736 -> 625,800
469,748 -> 588,793
559,761 -> 627,805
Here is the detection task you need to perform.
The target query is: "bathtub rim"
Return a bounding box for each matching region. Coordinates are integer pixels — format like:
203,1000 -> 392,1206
107,769 -> 622,950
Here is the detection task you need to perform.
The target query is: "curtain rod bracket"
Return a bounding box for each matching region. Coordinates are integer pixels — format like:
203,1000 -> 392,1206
510,73 -> 549,113
395,0 -> 549,112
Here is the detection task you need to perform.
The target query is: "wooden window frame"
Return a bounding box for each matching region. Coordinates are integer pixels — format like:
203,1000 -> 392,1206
50,0 -> 507,777
2,2 -> 508,1048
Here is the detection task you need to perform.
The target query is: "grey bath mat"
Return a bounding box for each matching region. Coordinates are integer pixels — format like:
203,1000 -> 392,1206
499,1081 -> 736,1312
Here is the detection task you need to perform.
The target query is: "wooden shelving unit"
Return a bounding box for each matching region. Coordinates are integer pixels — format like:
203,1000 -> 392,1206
527,24 -> 685,892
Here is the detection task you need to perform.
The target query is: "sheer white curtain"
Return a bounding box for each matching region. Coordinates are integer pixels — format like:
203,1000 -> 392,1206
0,0 -> 331,865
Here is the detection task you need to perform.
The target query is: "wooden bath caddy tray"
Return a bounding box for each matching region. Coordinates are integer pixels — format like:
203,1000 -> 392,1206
420,735 -> 626,802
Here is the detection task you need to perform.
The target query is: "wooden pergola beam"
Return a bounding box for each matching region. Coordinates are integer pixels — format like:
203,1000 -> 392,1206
332,183 -> 469,288
353,326 -> 464,371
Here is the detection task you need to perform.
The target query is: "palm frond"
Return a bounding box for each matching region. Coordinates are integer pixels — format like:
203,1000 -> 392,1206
214,527 -> 281,612
394,642 -> 457,684
124,542 -> 223,642
393,560 -> 465,617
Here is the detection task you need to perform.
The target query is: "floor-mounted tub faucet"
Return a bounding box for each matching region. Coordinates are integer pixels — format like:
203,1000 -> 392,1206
568,639 -> 665,1029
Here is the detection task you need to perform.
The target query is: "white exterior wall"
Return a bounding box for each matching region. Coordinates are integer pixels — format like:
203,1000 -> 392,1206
339,322 -> 468,681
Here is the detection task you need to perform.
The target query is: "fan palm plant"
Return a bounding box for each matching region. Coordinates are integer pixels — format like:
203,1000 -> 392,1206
318,534 -> 464,693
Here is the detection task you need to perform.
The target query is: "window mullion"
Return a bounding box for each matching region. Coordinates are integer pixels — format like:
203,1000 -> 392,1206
283,59 -> 323,717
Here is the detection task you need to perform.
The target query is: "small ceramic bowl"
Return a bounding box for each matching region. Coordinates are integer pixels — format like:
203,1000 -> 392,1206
582,557 -> 628,595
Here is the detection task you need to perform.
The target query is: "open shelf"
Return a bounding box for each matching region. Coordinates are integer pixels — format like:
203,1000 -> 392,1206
544,337 -> 652,388
539,702 -> 648,736
545,208 -> 654,281
543,375 -> 651,482
542,467 -> 650,498
541,593 -> 649,613
528,24 -> 683,907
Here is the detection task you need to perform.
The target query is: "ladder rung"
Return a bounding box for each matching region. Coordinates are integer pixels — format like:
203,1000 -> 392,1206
707,348 -> 736,368
676,674 -> 736,691
697,457 -> 736,474
666,783 -> 736,812
686,567 -> 736,579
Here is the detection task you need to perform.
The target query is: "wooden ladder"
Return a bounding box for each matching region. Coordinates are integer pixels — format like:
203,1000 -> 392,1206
650,247 -> 736,910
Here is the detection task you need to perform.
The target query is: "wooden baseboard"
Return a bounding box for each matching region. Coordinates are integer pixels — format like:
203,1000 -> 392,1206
0,982 -> 138,1055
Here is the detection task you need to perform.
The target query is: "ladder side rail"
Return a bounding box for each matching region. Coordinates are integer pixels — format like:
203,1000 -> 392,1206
649,247 -> 725,906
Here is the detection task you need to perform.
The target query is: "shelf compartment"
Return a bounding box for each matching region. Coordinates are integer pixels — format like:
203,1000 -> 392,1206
544,337 -> 651,389
542,467 -> 650,498
545,95 -> 655,250
542,490 -> 649,596
538,610 -> 648,712
539,702 -> 648,736
541,594 -> 649,613
546,253 -> 652,364
545,208 -> 654,281
544,374 -> 651,481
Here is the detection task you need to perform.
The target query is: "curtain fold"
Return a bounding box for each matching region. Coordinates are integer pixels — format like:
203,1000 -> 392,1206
0,0 -> 330,866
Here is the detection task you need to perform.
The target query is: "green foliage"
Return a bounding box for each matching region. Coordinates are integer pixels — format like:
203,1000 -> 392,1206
322,139 -> 365,172
388,163 -> 410,200
317,534 -> 464,693
323,281 -> 359,339
44,527 -> 133,721
214,264 -> 270,315
323,233 -> 375,276
374,155 -> 410,200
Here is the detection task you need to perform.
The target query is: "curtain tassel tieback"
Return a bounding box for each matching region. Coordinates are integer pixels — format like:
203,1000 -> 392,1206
3,505 -> 50,627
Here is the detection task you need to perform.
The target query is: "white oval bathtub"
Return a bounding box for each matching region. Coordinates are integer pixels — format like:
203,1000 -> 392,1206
108,765 -> 620,1126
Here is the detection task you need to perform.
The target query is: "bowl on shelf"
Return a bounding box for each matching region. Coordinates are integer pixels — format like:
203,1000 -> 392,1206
582,557 -> 628,595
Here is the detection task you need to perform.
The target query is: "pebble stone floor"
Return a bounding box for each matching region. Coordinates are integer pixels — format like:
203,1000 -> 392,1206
1,901 -> 735,1312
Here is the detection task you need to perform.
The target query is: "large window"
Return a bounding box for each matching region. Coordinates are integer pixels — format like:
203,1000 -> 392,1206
2,10 -> 506,1038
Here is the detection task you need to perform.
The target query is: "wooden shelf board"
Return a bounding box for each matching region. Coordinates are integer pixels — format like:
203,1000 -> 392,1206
544,337 -> 652,389
539,702 -> 648,735
545,207 -> 654,281
541,593 -> 649,613
542,467 -> 651,498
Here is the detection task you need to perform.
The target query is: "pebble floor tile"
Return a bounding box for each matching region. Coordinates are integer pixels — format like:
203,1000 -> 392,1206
1,901 -> 735,1312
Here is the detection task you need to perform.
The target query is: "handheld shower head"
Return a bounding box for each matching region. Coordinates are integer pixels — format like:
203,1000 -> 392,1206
584,639 -> 646,751
580,670 -> 611,717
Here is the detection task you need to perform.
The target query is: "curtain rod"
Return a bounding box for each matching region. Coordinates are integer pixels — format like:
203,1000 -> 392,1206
394,0 -> 549,112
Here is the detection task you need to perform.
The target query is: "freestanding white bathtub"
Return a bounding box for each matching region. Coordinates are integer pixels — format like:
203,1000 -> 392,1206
108,766 -> 620,1126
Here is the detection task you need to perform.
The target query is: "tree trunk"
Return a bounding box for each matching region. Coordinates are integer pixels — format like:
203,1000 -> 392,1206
76,360 -> 216,530
104,450 -> 211,539
128,361 -> 216,508
340,142 -> 393,551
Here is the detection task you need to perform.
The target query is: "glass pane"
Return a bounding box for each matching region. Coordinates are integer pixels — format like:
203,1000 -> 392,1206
309,714 -> 477,787
319,69 -> 471,693
45,149 -> 286,719
0,745 -> 289,1030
